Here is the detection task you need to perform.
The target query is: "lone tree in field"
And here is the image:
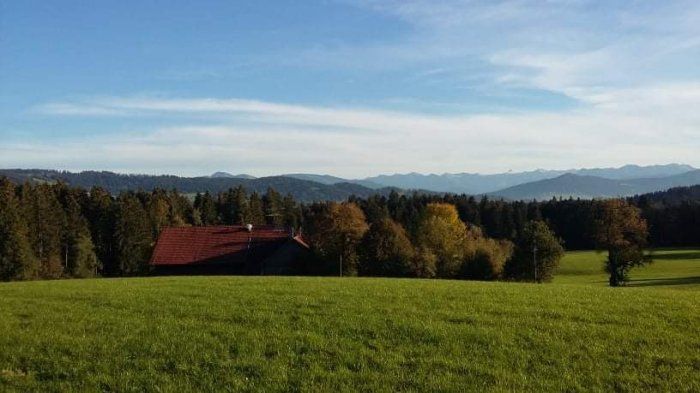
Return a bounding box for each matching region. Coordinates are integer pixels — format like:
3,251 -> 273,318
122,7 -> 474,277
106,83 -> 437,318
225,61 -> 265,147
504,220 -> 564,283
593,199 -> 650,287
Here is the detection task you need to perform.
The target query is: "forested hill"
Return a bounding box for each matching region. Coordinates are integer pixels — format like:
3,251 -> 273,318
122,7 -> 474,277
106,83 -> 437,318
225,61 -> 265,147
0,169 -> 399,202
631,185 -> 700,205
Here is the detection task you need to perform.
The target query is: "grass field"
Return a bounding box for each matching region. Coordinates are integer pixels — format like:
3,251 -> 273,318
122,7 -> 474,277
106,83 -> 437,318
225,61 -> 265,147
1,250 -> 699,392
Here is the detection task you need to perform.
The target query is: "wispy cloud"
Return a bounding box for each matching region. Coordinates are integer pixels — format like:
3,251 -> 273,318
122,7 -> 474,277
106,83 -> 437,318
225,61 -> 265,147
15,86 -> 700,177
35,103 -> 130,116
332,0 -> 700,101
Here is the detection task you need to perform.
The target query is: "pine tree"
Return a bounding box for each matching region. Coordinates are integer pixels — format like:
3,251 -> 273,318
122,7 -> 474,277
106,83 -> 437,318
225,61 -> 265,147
86,187 -> 116,275
248,192 -> 266,226
167,190 -> 191,227
362,195 -> 390,224
194,192 -> 218,225
224,186 -> 250,225
282,194 -> 300,228
70,233 -> 100,278
115,193 -> 153,275
263,188 -> 284,226
217,190 -> 235,224
21,183 -> 65,278
59,189 -> 99,278
0,179 -> 37,280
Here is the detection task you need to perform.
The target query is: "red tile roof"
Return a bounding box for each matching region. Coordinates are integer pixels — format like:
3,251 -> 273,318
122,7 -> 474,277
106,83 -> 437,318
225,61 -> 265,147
150,225 -> 307,266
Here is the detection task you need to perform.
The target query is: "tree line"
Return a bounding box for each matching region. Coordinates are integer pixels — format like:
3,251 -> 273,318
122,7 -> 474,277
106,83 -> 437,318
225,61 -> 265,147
0,179 -> 302,280
303,201 -> 564,283
1,177 -> 687,285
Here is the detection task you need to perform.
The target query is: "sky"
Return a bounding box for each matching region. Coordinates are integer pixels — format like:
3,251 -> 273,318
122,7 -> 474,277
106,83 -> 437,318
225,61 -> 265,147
1,0 -> 699,178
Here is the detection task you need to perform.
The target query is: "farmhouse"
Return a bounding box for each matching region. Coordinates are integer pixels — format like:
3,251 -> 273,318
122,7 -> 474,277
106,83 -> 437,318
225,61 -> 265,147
150,225 -> 311,275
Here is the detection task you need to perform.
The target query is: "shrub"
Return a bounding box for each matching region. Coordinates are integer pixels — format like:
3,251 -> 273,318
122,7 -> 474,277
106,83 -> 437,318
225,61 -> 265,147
461,237 -> 514,280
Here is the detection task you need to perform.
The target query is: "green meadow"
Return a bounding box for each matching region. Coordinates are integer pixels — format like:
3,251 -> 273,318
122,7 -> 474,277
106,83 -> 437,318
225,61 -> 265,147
555,249 -> 700,289
1,250 -> 699,392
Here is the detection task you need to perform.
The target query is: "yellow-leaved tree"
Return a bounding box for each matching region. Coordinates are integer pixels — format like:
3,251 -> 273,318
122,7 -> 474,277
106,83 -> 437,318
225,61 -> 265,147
415,203 -> 467,278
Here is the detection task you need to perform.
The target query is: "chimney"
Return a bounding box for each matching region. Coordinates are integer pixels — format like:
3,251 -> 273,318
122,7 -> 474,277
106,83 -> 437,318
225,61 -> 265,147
246,224 -> 253,232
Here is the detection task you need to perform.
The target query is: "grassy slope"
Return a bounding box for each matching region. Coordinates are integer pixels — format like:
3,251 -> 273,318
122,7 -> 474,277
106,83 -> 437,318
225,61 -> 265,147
555,249 -> 700,289
0,251 -> 698,392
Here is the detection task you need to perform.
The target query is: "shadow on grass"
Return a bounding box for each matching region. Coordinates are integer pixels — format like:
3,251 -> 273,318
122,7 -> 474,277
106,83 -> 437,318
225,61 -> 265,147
628,276 -> 700,287
651,251 -> 700,261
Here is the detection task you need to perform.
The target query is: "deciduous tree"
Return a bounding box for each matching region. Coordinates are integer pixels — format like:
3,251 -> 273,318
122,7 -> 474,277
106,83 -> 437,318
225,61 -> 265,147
593,199 -> 650,286
306,202 -> 368,276
359,218 -> 414,277
504,221 -> 564,282
462,226 -> 514,280
415,203 -> 466,278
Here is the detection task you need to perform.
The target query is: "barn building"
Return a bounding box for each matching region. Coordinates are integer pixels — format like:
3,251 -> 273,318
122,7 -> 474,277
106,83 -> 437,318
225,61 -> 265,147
150,225 -> 311,275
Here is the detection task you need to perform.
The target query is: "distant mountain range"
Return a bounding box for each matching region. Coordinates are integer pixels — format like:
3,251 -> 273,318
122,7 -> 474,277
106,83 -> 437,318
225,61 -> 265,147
356,164 -> 696,194
490,170 -> 700,200
209,172 -> 256,179
212,164 -> 700,200
2,164 -> 699,202
215,164 -> 697,195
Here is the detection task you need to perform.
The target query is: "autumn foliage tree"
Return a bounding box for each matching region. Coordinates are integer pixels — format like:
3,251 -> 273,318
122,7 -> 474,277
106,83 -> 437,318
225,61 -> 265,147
461,226 -> 514,281
359,218 -> 415,277
415,203 -> 467,278
5,174 -> 693,285
594,199 -> 650,286
305,202 -> 369,276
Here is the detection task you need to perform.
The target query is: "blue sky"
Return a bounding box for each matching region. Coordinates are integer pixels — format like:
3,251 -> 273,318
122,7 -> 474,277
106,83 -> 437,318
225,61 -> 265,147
1,0 -> 699,177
